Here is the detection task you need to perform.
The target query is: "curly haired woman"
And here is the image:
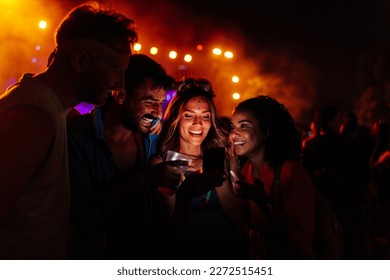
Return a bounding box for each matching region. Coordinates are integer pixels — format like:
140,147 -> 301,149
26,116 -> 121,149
229,95 -> 315,259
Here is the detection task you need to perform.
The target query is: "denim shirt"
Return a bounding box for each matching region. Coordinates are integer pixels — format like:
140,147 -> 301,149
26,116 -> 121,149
66,106 -> 159,259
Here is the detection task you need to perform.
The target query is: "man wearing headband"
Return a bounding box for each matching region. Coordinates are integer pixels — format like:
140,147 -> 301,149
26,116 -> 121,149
0,2 -> 137,259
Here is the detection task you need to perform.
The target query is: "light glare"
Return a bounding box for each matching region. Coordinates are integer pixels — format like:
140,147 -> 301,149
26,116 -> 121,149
133,43 -> 142,52
38,20 -> 47,29
150,47 -> 158,55
212,48 -> 222,55
184,54 -> 192,62
169,50 -> 177,59
196,44 -> 204,51
224,51 -> 234,58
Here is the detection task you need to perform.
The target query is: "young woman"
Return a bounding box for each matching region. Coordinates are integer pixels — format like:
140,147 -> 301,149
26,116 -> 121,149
150,78 -> 249,259
229,95 -> 315,259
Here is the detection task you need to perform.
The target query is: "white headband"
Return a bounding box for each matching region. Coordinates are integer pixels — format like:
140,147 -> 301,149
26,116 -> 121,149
56,39 -> 129,59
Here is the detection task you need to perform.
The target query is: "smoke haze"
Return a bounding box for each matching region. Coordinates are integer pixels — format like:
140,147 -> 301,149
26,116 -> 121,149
1,0 -> 388,128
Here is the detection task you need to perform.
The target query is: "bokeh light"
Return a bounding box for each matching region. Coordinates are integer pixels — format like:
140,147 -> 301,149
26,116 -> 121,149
169,50 -> 177,59
133,43 -> 142,52
150,47 -> 158,55
232,76 -> 239,83
212,48 -> 222,55
224,51 -> 233,58
196,44 -> 204,51
184,54 -> 192,62
38,20 -> 47,29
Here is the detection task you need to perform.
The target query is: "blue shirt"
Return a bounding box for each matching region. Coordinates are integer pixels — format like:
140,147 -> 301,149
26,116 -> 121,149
66,106 -> 159,259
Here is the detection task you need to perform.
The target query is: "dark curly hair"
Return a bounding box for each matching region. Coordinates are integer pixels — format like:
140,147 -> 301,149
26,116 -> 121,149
158,78 -> 227,156
234,95 -> 301,168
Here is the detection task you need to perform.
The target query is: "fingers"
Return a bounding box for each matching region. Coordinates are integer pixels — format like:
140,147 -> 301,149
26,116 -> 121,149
155,163 -> 184,189
230,170 -> 239,182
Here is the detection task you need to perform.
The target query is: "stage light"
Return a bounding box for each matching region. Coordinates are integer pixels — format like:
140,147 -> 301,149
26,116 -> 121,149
232,76 -> 239,83
184,54 -> 192,62
38,20 -> 47,29
196,44 -> 204,51
150,47 -> 158,55
232,92 -> 240,100
133,43 -> 142,52
212,48 -> 222,56
224,51 -> 233,58
169,50 -> 177,59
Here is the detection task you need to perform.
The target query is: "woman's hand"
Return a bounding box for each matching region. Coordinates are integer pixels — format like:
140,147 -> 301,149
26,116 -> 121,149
227,143 -> 240,175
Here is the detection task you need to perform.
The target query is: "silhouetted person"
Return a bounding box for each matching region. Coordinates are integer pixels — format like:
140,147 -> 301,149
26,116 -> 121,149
339,111 -> 374,174
369,119 -> 390,251
0,2 -> 137,259
230,96 -> 315,259
302,106 -> 372,259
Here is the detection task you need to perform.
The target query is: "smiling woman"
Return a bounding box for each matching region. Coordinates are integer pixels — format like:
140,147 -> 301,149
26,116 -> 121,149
229,95 -> 316,259
149,77 -> 250,259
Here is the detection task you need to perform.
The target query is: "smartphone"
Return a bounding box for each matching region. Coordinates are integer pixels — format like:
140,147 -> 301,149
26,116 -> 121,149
203,147 -> 225,173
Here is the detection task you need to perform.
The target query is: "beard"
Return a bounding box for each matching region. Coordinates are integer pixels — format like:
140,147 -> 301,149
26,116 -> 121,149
119,111 -> 139,132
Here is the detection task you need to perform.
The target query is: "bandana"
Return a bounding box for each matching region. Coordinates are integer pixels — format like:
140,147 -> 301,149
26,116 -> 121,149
52,39 -> 129,61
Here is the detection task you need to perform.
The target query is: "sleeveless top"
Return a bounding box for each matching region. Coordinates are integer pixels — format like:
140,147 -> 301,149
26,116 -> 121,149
0,73 -> 70,259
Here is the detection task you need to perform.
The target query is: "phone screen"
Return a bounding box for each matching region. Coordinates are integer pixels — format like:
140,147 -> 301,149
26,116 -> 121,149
203,147 -> 225,173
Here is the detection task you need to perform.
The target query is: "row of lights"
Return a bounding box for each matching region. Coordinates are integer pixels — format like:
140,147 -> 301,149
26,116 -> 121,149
133,43 -> 234,61
35,20 -> 243,100
133,42 -> 242,100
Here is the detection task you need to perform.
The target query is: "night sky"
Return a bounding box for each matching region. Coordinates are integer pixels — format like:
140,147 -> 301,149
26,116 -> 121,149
2,0 -> 389,127
175,0 -> 390,125
114,0 -> 390,125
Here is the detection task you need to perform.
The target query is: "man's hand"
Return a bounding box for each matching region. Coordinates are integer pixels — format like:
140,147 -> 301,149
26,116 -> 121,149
150,161 -> 185,193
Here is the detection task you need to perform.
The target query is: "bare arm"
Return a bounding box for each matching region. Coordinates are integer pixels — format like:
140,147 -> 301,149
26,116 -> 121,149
0,106 -> 54,222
